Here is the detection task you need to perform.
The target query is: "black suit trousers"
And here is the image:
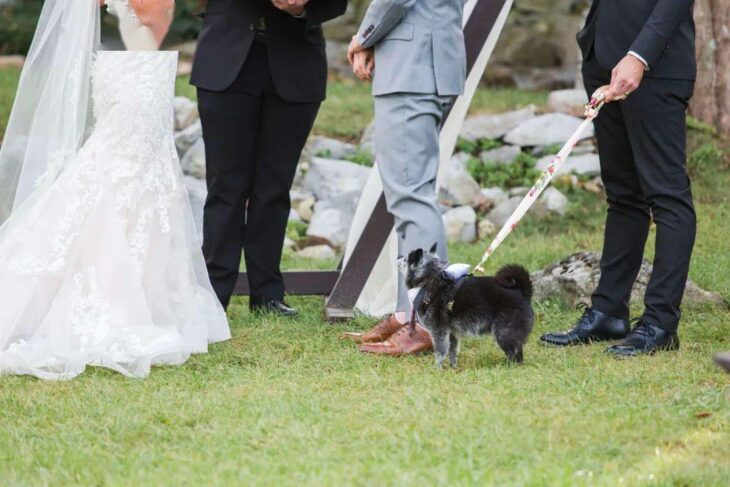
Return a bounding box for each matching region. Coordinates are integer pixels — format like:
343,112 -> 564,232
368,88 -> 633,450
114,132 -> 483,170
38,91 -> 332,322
582,55 -> 695,332
198,41 -> 320,309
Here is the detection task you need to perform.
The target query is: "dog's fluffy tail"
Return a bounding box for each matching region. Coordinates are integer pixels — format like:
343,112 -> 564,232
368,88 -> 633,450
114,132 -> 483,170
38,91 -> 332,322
496,265 -> 533,298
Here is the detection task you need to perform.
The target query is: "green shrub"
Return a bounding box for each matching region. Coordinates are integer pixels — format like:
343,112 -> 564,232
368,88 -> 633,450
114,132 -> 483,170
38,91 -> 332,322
456,136 -> 502,154
468,152 -> 541,189
0,1 -> 43,55
688,142 -> 726,177
0,0 -> 204,55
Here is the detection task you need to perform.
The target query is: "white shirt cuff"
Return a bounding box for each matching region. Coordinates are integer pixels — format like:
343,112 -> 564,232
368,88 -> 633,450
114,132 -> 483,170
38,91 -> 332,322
628,51 -> 649,71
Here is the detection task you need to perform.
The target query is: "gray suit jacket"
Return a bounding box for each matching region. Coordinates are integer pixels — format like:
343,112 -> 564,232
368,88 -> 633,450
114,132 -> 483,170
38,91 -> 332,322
357,0 -> 466,97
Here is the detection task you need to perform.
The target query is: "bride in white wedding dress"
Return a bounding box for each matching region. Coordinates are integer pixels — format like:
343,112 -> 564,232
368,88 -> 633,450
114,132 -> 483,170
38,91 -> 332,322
0,0 -> 230,380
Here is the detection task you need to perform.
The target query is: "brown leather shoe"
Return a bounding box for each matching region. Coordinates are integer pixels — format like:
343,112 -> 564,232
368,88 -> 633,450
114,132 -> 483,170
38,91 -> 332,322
357,323 -> 433,356
341,314 -> 404,344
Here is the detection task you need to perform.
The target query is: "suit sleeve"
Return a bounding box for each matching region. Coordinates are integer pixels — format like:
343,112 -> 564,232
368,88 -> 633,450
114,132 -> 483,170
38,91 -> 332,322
629,0 -> 694,68
356,0 -> 417,49
304,0 -> 348,30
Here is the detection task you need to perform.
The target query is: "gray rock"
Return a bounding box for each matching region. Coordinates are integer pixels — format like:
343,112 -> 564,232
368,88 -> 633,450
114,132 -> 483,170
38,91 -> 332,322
536,186 -> 569,216
480,187 -> 509,207
478,218 -> 498,238
572,141 -> 597,155
296,196 -> 316,222
290,189 -> 315,206
531,252 -> 727,308
303,135 -> 358,161
360,121 -> 376,155
302,157 -> 371,201
183,176 -> 207,243
288,208 -> 301,221
535,153 -> 601,177
180,138 -> 206,179
443,206 -> 477,243
173,96 -> 199,131
296,244 -> 337,260
504,113 -> 594,147
547,89 -> 589,116
460,107 -> 536,141
487,196 -> 522,227
508,187 -> 529,197
174,119 -> 202,157
480,145 -> 522,165
306,192 -> 361,249
439,155 -> 482,207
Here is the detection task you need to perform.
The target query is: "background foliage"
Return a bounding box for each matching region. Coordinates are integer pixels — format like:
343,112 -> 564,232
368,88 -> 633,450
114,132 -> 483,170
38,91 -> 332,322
0,0 -> 204,55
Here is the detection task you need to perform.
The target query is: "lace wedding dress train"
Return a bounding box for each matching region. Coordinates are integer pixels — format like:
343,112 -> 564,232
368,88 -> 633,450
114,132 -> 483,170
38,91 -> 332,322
0,51 -> 230,380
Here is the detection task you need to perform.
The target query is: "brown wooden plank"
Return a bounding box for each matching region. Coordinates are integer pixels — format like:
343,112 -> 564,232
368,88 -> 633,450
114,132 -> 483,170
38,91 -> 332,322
234,271 -> 341,296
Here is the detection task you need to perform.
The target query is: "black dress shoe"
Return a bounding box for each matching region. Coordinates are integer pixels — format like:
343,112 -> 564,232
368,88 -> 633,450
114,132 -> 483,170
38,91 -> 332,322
251,300 -> 298,317
605,321 -> 679,357
540,305 -> 630,346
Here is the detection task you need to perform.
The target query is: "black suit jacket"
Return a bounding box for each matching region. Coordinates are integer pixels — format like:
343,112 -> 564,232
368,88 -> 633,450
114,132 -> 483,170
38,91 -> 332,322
190,0 -> 347,102
577,0 -> 696,80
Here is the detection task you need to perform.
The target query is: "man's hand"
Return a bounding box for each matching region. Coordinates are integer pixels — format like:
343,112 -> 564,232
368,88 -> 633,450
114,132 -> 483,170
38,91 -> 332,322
347,36 -> 366,66
271,0 -> 309,16
605,55 -> 645,102
353,49 -> 375,80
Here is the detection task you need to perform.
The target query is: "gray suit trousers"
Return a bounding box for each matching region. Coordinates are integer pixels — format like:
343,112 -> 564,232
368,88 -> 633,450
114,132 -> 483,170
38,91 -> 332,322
374,92 -> 454,312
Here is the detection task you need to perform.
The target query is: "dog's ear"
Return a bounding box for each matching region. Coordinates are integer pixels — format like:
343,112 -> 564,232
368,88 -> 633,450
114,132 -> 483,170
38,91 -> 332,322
429,242 -> 438,254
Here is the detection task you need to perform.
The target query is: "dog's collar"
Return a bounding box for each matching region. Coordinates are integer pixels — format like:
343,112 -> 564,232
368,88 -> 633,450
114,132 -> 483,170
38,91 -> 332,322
412,274 -> 469,327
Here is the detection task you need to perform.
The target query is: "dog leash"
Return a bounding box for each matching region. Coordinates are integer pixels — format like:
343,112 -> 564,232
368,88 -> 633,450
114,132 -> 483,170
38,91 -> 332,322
472,86 -> 610,274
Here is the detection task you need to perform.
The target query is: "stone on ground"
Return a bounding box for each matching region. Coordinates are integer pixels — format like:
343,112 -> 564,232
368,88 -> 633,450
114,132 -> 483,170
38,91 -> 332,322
531,252 -> 726,307
547,89 -> 589,117
536,186 -> 569,216
303,135 -> 358,162
478,218 -> 498,238
305,192 -> 361,248
173,96 -> 199,131
504,113 -> 594,147
460,107 -> 536,141
535,153 -> 601,177
296,244 -> 337,260
443,206 -> 477,243
480,145 -> 522,165
439,155 -> 482,207
181,138 -> 206,179
302,157 -> 371,201
481,187 -> 509,207
359,121 -> 376,155
487,196 -> 522,227
174,119 -> 203,157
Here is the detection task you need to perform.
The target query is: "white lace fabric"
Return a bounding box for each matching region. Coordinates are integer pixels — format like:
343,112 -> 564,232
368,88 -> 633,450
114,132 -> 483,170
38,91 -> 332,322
0,52 -> 230,380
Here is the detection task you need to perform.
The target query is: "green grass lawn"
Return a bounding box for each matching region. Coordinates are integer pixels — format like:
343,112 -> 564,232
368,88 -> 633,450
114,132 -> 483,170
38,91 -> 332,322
0,68 -> 728,486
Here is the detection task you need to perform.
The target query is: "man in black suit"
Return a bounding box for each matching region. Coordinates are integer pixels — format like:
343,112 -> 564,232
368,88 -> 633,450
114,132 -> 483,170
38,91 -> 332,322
190,0 -> 347,314
541,0 -> 697,356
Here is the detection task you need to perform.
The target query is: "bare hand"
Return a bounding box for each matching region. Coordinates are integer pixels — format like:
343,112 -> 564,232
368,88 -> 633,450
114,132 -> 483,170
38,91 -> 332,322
353,49 -> 375,80
605,55 -> 645,102
347,36 -> 366,66
271,0 -> 309,16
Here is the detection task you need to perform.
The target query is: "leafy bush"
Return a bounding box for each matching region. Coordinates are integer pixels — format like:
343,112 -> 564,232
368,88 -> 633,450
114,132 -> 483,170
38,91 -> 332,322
0,0 -> 43,55
456,136 -> 502,154
467,152 -> 541,189
0,0 -> 204,55
688,142 -> 727,176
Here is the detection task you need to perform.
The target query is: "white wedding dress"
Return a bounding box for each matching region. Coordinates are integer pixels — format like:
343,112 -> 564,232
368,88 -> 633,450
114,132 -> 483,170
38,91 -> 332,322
0,49 -> 230,380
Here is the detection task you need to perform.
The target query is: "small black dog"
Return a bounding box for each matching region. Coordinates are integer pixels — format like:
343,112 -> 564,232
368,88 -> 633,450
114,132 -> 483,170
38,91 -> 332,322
402,246 -> 534,368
